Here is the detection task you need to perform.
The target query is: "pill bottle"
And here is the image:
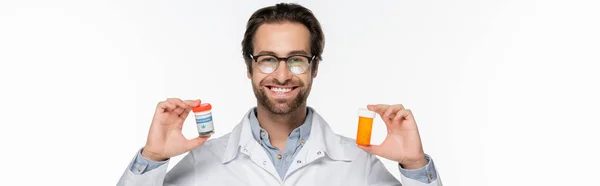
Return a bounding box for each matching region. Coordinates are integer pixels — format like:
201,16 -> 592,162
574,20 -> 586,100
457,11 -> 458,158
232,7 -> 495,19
193,103 -> 214,136
356,108 -> 376,146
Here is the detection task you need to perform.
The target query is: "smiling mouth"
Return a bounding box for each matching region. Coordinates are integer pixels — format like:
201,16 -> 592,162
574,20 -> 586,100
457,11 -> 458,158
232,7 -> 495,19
265,85 -> 299,94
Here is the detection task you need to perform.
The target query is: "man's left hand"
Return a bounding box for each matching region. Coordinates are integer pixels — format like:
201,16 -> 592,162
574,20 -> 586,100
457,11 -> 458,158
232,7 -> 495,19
358,104 -> 427,169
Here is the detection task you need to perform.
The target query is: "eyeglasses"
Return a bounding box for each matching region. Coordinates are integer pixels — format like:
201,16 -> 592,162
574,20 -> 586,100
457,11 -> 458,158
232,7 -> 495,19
249,54 -> 316,75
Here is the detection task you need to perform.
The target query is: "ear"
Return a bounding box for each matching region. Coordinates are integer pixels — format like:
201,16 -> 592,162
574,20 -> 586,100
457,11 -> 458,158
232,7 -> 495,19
246,63 -> 252,79
311,63 -> 319,78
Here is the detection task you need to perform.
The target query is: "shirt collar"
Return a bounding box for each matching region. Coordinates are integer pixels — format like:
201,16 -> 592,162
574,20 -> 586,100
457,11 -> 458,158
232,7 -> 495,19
248,107 -> 313,144
221,107 -> 351,164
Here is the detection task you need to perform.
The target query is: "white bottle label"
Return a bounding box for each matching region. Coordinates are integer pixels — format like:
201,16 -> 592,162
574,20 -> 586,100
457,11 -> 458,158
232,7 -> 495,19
195,113 -> 214,133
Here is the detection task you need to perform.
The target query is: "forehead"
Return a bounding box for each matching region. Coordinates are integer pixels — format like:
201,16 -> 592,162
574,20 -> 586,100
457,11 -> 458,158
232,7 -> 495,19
253,22 -> 311,55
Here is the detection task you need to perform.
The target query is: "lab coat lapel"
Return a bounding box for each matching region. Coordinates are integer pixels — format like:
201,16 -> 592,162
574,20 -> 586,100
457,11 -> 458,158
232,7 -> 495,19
284,107 -> 352,179
221,107 -> 353,182
221,109 -> 282,183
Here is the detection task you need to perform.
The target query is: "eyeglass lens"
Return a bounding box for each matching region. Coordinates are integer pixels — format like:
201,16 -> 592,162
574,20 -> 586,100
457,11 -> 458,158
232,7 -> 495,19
256,55 -> 310,74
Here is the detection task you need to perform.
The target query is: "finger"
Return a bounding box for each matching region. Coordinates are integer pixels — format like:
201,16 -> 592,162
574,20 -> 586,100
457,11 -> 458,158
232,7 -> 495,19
183,99 -> 201,107
405,109 -> 414,120
179,108 -> 192,119
173,107 -> 185,116
174,108 -> 191,130
383,107 -> 395,122
157,101 -> 176,112
167,98 -> 190,109
392,109 -> 411,124
184,135 -> 211,151
358,144 -> 383,155
383,104 -> 404,123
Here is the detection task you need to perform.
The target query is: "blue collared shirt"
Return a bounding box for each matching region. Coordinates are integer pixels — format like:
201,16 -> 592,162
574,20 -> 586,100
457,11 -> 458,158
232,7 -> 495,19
248,107 -> 313,179
129,107 -> 438,183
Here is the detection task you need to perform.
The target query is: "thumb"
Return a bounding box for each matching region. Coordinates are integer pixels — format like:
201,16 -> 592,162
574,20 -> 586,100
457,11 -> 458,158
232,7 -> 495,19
185,136 -> 210,151
358,145 -> 383,155
367,104 -> 388,115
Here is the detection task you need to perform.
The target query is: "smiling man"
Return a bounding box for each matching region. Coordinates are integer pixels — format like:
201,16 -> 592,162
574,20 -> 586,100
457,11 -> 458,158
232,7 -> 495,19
118,3 -> 441,186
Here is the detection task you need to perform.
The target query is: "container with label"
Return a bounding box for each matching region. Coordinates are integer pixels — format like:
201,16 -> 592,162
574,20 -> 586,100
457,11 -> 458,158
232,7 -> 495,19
192,103 -> 214,136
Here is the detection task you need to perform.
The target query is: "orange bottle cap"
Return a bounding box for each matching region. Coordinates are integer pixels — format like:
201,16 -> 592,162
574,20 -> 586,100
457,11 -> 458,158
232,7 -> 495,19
193,103 -> 212,112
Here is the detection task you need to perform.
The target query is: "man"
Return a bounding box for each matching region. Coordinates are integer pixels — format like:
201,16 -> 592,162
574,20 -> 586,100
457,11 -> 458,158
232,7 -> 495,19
118,3 -> 441,186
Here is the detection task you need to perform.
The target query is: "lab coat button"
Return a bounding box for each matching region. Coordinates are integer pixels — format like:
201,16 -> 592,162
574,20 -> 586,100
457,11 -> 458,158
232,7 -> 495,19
317,151 -> 322,155
263,161 -> 267,165
297,160 -> 302,164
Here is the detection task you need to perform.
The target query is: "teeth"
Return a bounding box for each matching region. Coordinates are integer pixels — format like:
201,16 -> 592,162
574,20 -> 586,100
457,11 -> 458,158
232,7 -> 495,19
270,87 -> 292,93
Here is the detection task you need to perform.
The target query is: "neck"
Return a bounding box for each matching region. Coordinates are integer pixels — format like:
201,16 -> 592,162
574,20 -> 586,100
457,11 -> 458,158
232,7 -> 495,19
256,104 -> 307,144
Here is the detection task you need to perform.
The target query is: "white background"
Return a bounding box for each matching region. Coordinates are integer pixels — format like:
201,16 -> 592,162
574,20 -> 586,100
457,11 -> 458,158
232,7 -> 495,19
1,0 -> 599,185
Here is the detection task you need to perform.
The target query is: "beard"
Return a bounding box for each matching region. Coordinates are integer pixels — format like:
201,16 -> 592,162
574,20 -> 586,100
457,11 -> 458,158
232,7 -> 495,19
252,77 -> 311,115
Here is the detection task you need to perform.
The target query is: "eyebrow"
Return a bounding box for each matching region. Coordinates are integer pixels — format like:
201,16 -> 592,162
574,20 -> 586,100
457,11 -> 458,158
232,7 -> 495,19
257,50 -> 310,56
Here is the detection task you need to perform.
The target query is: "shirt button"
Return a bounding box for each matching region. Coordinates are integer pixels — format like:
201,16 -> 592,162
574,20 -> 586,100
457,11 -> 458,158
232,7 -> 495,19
263,161 -> 267,165
301,138 -> 305,144
277,154 -> 282,160
137,167 -> 142,172
261,130 -> 266,136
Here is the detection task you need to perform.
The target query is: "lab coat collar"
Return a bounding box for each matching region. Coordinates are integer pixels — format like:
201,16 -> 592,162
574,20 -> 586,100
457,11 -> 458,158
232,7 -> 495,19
221,107 -> 352,164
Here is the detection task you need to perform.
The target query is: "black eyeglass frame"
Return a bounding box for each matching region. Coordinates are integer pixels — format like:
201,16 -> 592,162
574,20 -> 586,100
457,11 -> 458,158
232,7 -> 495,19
249,54 -> 317,74
250,54 -> 316,64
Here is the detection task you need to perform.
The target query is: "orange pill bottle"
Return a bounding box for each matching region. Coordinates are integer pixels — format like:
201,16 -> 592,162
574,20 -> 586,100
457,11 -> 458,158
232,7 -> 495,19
356,108 -> 376,146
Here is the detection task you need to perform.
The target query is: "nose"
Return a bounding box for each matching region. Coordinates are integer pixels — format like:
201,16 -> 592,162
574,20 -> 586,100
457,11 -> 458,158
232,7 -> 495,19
271,60 -> 293,83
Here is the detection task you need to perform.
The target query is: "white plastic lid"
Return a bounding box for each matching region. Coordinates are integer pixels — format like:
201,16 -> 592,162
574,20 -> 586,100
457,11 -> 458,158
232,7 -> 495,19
358,108 -> 376,118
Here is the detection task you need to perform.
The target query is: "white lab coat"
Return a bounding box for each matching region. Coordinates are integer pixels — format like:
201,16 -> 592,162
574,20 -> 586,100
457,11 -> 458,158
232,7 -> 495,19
118,108 -> 442,186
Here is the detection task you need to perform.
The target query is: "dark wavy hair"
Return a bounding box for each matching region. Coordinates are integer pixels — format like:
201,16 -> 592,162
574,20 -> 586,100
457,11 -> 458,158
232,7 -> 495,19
241,3 -> 324,75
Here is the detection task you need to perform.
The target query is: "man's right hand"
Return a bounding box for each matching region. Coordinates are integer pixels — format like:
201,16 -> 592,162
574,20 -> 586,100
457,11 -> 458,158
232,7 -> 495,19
141,98 -> 210,162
